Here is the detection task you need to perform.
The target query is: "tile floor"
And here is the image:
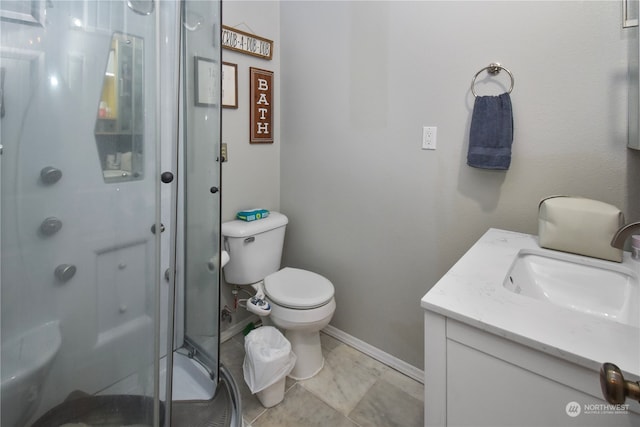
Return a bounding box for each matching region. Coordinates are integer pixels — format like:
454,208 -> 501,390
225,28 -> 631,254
220,330 -> 424,427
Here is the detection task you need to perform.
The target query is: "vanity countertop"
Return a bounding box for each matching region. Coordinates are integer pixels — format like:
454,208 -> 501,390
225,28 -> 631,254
421,228 -> 640,377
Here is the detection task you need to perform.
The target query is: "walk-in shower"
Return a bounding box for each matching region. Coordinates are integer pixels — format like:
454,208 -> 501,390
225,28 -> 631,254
0,1 -> 239,425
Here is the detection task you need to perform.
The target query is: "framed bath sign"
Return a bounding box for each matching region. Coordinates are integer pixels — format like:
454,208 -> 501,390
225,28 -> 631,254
250,67 -> 273,144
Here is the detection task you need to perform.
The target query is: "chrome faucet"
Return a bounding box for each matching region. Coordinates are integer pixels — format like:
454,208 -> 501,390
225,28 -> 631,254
611,222 -> 640,249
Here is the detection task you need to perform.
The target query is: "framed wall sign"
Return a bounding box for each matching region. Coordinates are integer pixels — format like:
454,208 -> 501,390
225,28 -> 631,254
194,56 -> 216,107
222,25 -> 273,60
250,67 -> 273,144
222,62 -> 238,108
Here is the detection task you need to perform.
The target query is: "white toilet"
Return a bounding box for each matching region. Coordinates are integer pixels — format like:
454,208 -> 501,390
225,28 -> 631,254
221,212 -> 336,380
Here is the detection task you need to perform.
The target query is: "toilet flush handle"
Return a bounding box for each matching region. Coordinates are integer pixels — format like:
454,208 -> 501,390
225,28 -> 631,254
244,237 -> 255,244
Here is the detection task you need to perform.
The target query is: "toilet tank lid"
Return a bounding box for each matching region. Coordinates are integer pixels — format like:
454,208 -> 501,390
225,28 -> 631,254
221,211 -> 288,238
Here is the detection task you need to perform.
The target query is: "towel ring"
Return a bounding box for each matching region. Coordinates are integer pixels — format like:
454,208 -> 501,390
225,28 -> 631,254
471,63 -> 514,97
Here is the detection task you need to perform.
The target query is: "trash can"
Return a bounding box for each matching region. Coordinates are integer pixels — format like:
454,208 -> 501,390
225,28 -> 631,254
243,326 -> 297,408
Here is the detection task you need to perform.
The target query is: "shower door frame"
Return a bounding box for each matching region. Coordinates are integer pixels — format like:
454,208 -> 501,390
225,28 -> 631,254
178,0 -> 224,380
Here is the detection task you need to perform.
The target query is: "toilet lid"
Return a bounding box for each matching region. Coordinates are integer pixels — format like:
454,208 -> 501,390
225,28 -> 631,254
264,267 -> 334,309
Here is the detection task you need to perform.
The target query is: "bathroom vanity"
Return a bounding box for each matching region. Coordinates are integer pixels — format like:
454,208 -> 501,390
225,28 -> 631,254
422,229 -> 640,426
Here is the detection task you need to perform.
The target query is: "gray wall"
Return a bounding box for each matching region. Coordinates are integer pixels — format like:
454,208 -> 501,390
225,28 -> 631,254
221,1 -> 281,327
279,1 -> 640,369
220,1 -> 640,369
221,1 -> 280,220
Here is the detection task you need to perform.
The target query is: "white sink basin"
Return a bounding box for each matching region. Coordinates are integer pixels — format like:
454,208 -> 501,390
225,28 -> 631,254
503,249 -> 639,327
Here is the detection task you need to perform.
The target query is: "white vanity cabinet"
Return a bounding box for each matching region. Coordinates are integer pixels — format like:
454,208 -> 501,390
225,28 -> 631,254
424,311 -> 640,426
422,228 -> 640,427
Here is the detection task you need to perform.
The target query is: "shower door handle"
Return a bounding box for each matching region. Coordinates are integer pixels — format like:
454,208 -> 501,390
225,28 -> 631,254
600,362 -> 640,404
151,223 -> 165,234
161,171 -> 174,183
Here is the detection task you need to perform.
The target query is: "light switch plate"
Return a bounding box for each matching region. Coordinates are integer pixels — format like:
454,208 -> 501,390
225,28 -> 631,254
221,143 -> 228,162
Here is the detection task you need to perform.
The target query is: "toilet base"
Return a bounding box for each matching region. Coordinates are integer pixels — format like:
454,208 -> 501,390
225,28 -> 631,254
267,297 -> 335,380
285,330 -> 325,380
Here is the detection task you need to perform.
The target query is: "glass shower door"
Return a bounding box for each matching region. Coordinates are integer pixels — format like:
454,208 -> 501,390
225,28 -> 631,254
0,1 -> 164,426
181,0 -> 223,378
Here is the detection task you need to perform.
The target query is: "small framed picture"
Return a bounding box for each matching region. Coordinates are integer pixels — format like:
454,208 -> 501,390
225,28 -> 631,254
222,62 -> 238,108
194,56 -> 217,107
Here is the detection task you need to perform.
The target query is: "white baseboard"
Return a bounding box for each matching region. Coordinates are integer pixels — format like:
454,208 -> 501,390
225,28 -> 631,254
221,315 -> 259,343
222,320 -> 424,384
322,324 -> 425,384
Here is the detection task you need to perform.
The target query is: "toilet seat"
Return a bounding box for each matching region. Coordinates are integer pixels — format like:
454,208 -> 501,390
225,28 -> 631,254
264,267 -> 334,309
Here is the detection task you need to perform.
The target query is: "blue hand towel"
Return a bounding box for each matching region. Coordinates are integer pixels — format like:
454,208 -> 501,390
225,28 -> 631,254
467,93 -> 514,170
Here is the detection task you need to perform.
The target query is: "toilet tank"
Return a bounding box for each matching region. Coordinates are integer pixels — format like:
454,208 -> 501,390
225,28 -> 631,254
221,212 -> 289,285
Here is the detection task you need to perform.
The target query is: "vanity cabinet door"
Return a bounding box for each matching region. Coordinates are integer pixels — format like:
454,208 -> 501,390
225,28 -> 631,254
446,340 -> 636,426
424,313 -> 640,426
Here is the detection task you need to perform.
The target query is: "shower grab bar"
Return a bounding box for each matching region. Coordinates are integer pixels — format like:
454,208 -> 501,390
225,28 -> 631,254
471,62 -> 514,97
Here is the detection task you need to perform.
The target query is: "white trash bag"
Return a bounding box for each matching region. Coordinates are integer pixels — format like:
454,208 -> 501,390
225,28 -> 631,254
243,326 -> 297,394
